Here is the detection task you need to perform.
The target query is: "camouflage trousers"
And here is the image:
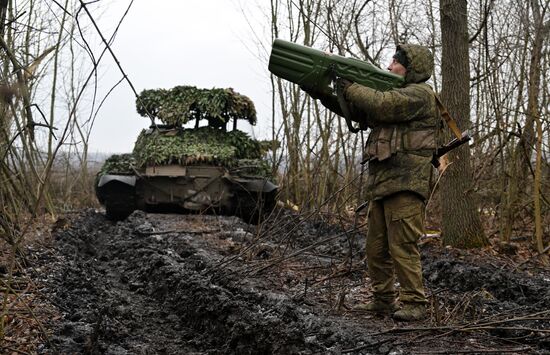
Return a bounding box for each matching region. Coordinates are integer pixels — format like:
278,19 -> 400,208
365,191 -> 427,304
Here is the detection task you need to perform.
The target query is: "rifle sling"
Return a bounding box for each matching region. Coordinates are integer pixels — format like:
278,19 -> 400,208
434,94 -> 463,140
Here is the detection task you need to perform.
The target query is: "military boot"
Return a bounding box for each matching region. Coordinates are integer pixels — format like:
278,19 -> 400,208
392,303 -> 427,321
354,300 -> 399,314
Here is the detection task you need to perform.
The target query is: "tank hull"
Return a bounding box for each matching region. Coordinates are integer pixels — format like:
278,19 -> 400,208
96,165 -> 277,223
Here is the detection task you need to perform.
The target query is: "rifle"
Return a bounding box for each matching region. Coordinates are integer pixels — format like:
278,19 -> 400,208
431,131 -> 471,168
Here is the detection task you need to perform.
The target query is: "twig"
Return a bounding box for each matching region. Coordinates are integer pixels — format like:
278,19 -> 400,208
469,309 -> 550,328
78,0 -> 157,123
211,180 -> 363,272
0,279 -> 51,346
416,347 -> 531,354
0,36 -> 35,139
513,244 -> 550,271
342,338 -> 393,353
135,228 -> 220,236
460,325 -> 550,334
261,171 -> 364,258
0,346 -> 31,355
309,266 -> 363,286
360,309 -> 550,337
248,224 -> 365,275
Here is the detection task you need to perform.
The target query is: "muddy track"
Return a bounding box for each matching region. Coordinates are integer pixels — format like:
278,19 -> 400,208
38,211 -> 374,354
36,209 -> 550,354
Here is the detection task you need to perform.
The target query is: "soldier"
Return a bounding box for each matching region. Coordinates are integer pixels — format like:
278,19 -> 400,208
302,44 -> 439,321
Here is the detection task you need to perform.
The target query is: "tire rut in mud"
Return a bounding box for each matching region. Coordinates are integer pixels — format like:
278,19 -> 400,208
39,210 -> 374,354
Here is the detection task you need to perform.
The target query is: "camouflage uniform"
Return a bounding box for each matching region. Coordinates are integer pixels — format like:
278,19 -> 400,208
319,44 -> 439,308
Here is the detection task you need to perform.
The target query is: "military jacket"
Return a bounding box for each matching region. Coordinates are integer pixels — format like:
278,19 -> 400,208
321,44 -> 440,201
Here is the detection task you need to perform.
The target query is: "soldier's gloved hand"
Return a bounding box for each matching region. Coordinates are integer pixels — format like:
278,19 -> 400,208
336,77 -> 353,94
300,85 -> 322,100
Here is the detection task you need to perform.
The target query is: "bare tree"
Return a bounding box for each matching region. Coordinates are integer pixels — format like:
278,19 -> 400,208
527,0 -> 550,253
439,0 -> 489,248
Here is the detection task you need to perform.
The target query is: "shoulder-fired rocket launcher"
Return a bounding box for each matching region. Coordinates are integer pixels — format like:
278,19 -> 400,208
268,39 -> 404,133
268,39 -> 404,98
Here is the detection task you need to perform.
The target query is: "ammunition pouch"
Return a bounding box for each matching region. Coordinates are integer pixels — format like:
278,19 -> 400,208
364,126 -> 437,162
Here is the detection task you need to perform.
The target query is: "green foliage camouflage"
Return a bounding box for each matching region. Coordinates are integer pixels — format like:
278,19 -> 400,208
136,86 -> 257,126
129,127 -> 271,176
99,129 -> 272,178
233,159 -> 272,178
98,154 -> 136,176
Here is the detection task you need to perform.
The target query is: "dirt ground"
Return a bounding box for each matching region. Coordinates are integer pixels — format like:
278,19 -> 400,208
4,208 -> 550,354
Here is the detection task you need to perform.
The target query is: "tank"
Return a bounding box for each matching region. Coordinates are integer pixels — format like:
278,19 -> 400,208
95,86 -> 278,223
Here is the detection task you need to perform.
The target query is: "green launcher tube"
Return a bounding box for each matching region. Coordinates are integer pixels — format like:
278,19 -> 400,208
268,39 -> 404,94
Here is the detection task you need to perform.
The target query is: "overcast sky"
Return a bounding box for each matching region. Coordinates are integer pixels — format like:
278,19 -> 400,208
88,0 -> 271,153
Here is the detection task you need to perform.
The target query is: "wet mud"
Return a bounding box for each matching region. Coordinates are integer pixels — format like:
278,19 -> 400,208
35,209 -> 550,354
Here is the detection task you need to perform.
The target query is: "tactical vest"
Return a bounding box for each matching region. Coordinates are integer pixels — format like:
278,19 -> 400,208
364,124 -> 440,162
361,84 -> 444,162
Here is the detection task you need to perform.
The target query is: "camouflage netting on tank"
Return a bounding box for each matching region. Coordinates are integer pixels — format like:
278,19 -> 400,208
136,86 -> 257,126
98,154 -> 136,176
131,127 -> 271,177
232,159 -> 272,178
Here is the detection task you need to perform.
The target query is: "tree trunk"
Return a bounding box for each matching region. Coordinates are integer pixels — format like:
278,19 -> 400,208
439,0 -> 489,248
527,0 -> 549,254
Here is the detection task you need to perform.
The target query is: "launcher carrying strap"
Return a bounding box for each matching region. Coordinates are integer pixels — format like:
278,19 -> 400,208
329,65 -> 361,134
336,83 -> 360,133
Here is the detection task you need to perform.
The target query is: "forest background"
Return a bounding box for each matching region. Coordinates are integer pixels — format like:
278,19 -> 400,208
0,0 -> 549,303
